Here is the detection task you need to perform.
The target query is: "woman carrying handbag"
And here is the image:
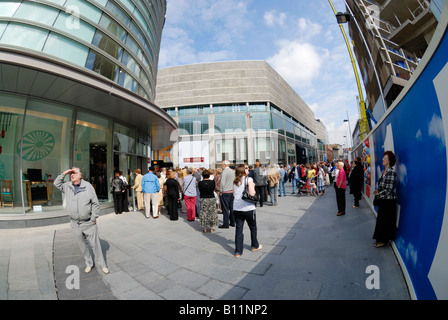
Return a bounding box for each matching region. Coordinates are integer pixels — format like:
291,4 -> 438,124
233,164 -> 262,258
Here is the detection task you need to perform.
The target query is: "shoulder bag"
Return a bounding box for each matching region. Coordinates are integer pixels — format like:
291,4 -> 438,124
242,177 -> 259,204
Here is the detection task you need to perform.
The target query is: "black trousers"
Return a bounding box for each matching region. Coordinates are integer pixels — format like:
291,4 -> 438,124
373,199 -> 397,242
234,210 -> 259,255
336,187 -> 346,213
255,186 -> 265,207
167,194 -> 178,220
113,192 -> 123,214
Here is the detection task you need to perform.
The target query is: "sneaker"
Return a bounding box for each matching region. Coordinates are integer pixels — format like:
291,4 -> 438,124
102,267 -> 110,274
85,266 -> 93,273
234,253 -> 241,258
251,245 -> 263,252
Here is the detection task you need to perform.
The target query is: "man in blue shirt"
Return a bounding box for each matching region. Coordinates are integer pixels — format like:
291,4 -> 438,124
278,165 -> 287,197
141,166 -> 160,219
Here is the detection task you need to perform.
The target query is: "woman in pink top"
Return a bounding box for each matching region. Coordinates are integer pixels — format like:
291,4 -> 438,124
336,161 -> 347,216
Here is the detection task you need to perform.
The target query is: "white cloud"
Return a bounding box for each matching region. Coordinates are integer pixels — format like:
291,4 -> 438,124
267,40 -> 323,89
416,129 -> 422,141
264,10 -> 287,27
398,162 -> 408,186
308,103 -> 319,112
428,114 -> 445,145
297,18 -> 322,40
159,0 -> 251,68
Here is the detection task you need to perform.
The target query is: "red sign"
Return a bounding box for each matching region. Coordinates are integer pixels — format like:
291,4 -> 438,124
183,157 -> 204,163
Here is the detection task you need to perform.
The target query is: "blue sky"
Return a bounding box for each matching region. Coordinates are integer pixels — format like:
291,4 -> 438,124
158,0 -> 361,146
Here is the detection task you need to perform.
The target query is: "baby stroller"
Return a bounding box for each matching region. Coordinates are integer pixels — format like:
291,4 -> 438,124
297,179 -> 311,196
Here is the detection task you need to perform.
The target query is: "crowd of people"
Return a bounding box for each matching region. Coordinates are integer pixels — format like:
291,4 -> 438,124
54,150 -> 397,273
120,159 -> 370,226
120,161 -> 262,257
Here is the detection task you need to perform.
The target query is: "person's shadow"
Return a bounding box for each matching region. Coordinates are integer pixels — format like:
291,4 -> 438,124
179,208 -> 238,255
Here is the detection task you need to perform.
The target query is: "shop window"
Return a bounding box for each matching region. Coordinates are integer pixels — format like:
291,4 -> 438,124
0,93 -> 26,214
74,111 -> 112,202
21,100 -> 75,213
215,137 -> 247,164
254,137 -> 271,163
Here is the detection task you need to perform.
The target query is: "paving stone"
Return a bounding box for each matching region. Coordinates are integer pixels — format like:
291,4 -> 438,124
1,184 -> 410,301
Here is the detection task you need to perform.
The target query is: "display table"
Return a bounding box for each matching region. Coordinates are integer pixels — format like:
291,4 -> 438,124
23,180 -> 52,209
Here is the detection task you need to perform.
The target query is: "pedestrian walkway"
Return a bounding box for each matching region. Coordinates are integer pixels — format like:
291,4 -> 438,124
0,182 -> 410,300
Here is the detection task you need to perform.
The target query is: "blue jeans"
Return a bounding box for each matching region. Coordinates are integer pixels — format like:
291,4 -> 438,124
234,210 -> 259,255
278,179 -> 286,196
292,178 -> 298,193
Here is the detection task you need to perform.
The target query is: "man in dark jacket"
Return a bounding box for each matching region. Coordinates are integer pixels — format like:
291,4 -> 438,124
349,158 -> 364,208
252,161 -> 265,207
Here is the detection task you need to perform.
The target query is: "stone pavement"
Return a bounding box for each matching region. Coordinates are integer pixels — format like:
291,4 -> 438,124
0,183 -> 410,300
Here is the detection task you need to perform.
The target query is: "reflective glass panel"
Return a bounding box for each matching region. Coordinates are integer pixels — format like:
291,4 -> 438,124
14,1 -> 59,26
118,70 -> 137,92
178,116 -> 209,135
0,0 -> 21,17
105,1 -> 130,26
64,0 -> 102,23
53,11 -> 96,43
214,114 -> 246,133
43,33 -> 89,67
121,51 -> 140,75
98,13 -> 127,42
85,50 -> 119,81
0,23 -> 49,51
92,30 -> 123,60
114,122 -> 135,154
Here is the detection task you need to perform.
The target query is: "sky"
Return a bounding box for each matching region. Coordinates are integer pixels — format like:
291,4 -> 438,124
157,0 -> 362,147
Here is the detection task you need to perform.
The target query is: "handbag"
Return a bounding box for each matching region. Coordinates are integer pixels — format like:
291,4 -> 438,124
242,177 -> 259,204
373,196 -> 380,207
177,199 -> 183,208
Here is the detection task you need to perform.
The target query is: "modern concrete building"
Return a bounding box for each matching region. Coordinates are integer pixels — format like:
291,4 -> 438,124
0,0 -> 176,221
345,0 -> 440,121
155,60 -> 328,168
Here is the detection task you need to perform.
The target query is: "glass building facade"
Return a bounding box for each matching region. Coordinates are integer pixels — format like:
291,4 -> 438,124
164,102 -> 319,168
155,61 -> 328,169
0,0 -> 176,219
0,0 -> 164,100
